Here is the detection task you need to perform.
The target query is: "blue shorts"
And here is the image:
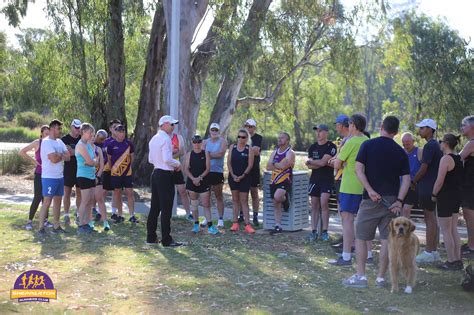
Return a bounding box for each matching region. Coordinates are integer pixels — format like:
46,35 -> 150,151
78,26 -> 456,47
339,192 -> 362,214
42,178 -> 65,197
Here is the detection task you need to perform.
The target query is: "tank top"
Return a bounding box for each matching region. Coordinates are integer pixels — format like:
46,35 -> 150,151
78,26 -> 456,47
171,134 -> 180,159
440,153 -> 463,195
271,146 -> 292,185
406,147 -> 421,180
75,142 -> 96,180
230,144 -> 250,176
189,150 -> 207,178
463,154 -> 474,192
35,139 -> 42,174
205,137 -> 224,173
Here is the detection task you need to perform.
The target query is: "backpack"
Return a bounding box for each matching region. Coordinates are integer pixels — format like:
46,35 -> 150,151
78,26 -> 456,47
461,263 -> 474,292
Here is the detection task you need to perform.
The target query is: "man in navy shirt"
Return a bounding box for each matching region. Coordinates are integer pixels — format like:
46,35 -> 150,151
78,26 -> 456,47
343,116 -> 410,289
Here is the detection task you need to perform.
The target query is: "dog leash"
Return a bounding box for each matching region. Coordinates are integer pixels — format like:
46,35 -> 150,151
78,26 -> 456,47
380,197 -> 401,217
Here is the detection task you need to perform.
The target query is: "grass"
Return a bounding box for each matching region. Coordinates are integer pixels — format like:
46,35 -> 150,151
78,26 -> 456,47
0,127 -> 39,143
0,149 -> 34,175
0,204 -> 472,314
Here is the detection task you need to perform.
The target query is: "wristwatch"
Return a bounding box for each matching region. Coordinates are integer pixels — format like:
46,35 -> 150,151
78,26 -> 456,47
396,198 -> 403,203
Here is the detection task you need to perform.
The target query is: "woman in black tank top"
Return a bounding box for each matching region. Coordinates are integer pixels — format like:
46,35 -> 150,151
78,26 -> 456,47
184,135 -> 218,235
227,129 -> 255,233
432,134 -> 464,270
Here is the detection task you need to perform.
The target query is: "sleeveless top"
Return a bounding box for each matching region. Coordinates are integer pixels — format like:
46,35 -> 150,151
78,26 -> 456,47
188,150 -> 207,178
171,134 -> 180,159
94,145 -> 103,176
205,137 -> 224,173
439,153 -> 463,195
463,153 -> 474,193
230,144 -> 250,176
35,139 -> 43,174
406,147 -> 421,180
271,146 -> 292,185
75,142 -> 96,180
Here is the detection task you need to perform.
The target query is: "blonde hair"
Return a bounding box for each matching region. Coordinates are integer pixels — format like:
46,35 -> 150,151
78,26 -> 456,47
237,129 -> 252,146
80,123 -> 95,135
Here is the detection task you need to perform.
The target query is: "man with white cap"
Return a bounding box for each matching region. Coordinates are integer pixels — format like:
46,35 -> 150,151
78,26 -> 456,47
61,118 -> 82,225
202,123 -> 228,228
413,118 -> 443,263
245,118 -> 263,226
147,115 -> 184,247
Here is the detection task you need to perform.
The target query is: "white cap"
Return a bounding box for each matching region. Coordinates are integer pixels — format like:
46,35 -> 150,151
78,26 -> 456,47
415,118 -> 437,130
159,115 -> 179,126
245,119 -> 257,127
209,123 -> 220,130
71,119 -> 82,128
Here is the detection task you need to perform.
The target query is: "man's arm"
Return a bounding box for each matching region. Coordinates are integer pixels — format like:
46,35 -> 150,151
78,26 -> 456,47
266,150 -> 276,171
275,150 -> 295,169
413,163 -> 428,184
163,139 -> 180,169
209,138 -> 228,159
307,154 -> 333,169
355,161 -> 380,202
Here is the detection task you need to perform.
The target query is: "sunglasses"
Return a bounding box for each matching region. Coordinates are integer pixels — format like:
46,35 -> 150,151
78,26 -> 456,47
245,125 -> 255,128
210,129 -> 218,132
170,123 -> 175,127
237,135 -> 247,139
192,140 -> 202,144
73,126 -> 80,129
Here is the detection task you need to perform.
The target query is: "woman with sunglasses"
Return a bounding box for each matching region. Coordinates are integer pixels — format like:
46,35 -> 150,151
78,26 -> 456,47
92,129 -> 111,231
432,134 -> 464,270
184,135 -> 218,235
228,129 -> 255,233
19,125 -> 52,230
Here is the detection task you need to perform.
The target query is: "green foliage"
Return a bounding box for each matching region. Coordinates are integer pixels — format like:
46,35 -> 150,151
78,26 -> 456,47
0,149 -> 32,175
15,111 -> 45,129
0,127 -> 38,143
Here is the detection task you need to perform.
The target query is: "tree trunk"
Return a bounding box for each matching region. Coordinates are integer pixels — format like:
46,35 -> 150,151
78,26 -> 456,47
132,5 -> 167,185
206,0 -> 272,136
106,0 -> 127,129
292,70 -> 305,150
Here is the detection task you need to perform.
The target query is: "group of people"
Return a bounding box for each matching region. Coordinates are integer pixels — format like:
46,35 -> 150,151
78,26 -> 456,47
20,118 -> 137,234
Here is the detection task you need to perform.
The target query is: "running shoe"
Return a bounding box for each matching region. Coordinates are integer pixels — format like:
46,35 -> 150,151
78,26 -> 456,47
110,213 -> 118,222
416,251 -> 435,264
25,222 -> 33,231
208,225 -> 220,235
92,208 -> 99,218
192,224 -> 200,233
200,218 -> 208,227
230,222 -> 240,232
433,251 -> 441,262
342,274 -> 368,288
238,213 -> 244,223
88,220 -> 95,229
307,231 -> 318,242
37,228 -> 46,236
328,257 -> 352,267
186,214 -> 194,222
103,220 -> 111,231
244,224 -> 255,234
85,224 -> 97,233
114,216 -> 125,223
77,225 -> 90,234
253,214 -> 259,226
461,244 -> 474,258
95,212 -> 102,222
282,193 -> 290,212
321,231 -> 330,241
269,226 -> 283,235
51,226 -> 67,234
43,220 -> 54,228
217,219 -> 225,228
64,214 -> 71,225
437,260 -> 464,271
366,257 -> 375,265
375,278 -> 386,288
129,215 -> 139,224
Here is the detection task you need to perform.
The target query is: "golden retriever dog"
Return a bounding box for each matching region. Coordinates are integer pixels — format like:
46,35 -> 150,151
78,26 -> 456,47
388,216 -> 420,294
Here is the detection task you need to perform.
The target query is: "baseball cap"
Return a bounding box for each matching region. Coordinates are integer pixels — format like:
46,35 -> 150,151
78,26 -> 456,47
335,114 -> 349,125
115,124 -> 125,132
415,118 -> 437,130
245,119 -> 257,127
159,115 -> 179,126
192,134 -> 203,143
71,119 -> 82,128
313,124 -> 329,131
210,123 -> 220,130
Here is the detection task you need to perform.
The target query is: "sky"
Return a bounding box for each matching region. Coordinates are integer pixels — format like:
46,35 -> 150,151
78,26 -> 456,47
1,0 -> 473,48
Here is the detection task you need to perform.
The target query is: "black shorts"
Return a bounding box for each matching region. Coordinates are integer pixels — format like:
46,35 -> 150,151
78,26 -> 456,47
437,192 -> 461,217
207,172 -> 224,186
77,177 -> 96,190
270,182 -> 291,199
403,187 -> 418,207
461,187 -> 474,209
228,173 -> 251,193
335,180 -> 341,202
64,169 -> 78,188
173,170 -> 185,185
308,181 -> 333,197
111,176 -> 133,189
103,171 -> 113,191
418,194 -> 436,211
250,167 -> 261,188
96,174 -> 103,186
186,178 -> 210,194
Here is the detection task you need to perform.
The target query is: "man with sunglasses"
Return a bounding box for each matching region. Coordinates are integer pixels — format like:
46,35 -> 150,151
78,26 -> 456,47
147,115 -> 184,247
61,118 -> 82,225
245,118 -> 263,226
413,119 -> 443,264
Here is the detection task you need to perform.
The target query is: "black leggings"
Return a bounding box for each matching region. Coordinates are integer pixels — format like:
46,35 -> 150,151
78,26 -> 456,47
28,173 -> 44,220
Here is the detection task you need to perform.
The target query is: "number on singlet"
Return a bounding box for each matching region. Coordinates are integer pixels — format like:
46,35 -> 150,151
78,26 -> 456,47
48,186 -> 52,194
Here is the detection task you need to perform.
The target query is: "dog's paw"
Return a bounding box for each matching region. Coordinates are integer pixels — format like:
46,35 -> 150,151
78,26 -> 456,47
404,286 -> 413,294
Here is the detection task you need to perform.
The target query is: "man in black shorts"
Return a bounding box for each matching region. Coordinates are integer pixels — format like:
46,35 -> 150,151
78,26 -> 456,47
61,118 -> 82,225
413,119 -> 442,263
306,124 -> 337,241
245,119 -> 263,226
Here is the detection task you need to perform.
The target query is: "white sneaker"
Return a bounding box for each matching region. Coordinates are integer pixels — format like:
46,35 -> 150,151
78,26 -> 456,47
416,251 -> 434,263
200,218 -> 208,227
217,219 -> 225,228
